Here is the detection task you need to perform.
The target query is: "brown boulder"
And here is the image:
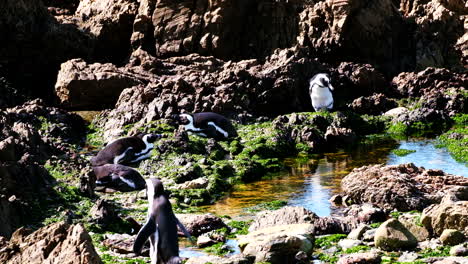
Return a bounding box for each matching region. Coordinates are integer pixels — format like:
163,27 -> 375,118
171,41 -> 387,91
176,213 -> 227,237
341,163 -> 468,211
348,93 -> 398,115
0,222 -> 102,264
422,199 -> 468,236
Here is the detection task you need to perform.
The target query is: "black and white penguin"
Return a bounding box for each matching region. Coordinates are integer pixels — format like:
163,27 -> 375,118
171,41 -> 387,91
309,73 -> 334,112
133,178 -> 191,264
177,112 -> 237,140
90,133 -> 163,166
93,164 -> 146,192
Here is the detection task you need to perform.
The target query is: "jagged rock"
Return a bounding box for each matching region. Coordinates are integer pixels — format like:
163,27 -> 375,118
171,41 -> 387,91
0,222 -> 102,264
324,126 -> 357,147
176,214 -> 227,237
249,206 -> 358,235
185,254 -> 254,264
374,219 -> 418,251
341,163 -> 468,211
43,0 -> 79,16
75,0 -> 138,63
422,198 -> 468,236
348,93 -> 398,115
440,229 -> 466,246
342,204 -> 387,224
101,233 -> 142,255
89,199 -> 120,229
336,252 -> 381,264
0,0 -> 92,96
238,224 -> 314,264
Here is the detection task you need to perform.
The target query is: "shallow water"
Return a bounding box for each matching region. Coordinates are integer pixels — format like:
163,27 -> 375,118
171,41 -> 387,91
201,139 -> 467,219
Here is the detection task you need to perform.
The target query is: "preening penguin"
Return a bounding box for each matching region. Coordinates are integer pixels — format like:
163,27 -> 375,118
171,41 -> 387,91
309,73 -> 334,112
133,178 -> 191,264
177,112 -> 237,140
90,133 -> 164,166
93,164 -> 146,192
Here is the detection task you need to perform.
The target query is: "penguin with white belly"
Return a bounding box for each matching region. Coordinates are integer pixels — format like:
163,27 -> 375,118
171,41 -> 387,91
93,164 -> 146,192
176,112 -> 237,140
133,178 -> 191,264
90,133 -> 164,166
309,73 -> 334,112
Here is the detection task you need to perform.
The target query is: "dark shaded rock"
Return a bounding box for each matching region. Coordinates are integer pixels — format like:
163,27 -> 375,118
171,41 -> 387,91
348,93 -> 398,115
0,222 -> 102,264
440,229 -> 466,246
176,214 -> 227,237
89,199 -> 120,229
341,163 -> 468,211
325,126 -> 357,147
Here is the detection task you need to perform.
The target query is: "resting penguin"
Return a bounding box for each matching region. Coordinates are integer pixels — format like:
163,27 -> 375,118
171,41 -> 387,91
133,178 -> 191,264
90,133 -> 163,166
309,73 -> 334,112
93,164 -> 146,192
177,112 -> 237,140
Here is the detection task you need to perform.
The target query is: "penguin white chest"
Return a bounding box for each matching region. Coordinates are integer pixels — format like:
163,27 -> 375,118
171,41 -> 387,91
310,86 -> 333,111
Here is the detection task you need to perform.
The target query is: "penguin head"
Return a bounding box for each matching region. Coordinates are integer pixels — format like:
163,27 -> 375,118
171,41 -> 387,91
146,178 -> 165,200
178,113 -> 193,126
310,73 -> 334,91
143,133 -> 165,144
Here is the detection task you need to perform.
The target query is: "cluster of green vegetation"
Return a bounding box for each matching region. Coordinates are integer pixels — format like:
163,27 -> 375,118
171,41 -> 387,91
391,148 -> 416,156
314,234 -> 369,263
437,114 -> 468,164
203,242 -> 234,256
227,220 -> 251,237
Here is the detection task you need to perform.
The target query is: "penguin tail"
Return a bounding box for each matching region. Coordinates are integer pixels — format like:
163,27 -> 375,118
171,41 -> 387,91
133,218 -> 156,255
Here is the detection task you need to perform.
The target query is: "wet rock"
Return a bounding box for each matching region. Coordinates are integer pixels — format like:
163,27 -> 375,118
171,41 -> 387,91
196,230 -> 226,247
394,107 -> 451,131
422,198 -> 468,236
74,0 -> 138,63
185,254 -> 254,264
440,229 -> 466,246
55,59 -> 148,109
450,244 -> 468,256
238,224 -> 314,264
374,219 -> 418,251
0,222 -> 102,264
348,225 -> 371,240
336,252 -> 381,264
341,163 -> 468,211
348,93 -> 398,115
398,212 -> 430,242
324,126 -> 356,148
176,214 -> 227,237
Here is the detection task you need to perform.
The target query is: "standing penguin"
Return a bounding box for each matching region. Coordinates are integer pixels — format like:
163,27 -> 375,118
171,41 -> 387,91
93,164 -> 146,192
309,73 -> 334,112
133,178 -> 191,264
90,133 -> 164,166
177,112 -> 237,140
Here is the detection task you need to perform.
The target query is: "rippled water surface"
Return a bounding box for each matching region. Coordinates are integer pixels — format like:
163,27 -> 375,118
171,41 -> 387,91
201,139 -> 467,218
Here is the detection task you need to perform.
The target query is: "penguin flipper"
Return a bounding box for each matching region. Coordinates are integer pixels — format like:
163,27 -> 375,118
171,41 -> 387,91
176,217 -> 192,241
133,218 -> 156,255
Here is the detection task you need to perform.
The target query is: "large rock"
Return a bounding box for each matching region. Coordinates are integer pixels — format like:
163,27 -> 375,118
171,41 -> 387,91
0,0 -> 92,97
55,59 -> 149,109
341,163 -> 468,211
422,199 -> 468,236
249,206 -> 358,235
398,212 -> 430,242
374,219 -> 418,251
176,213 -> 227,237
75,0 -> 139,63
238,224 -> 315,264
0,222 -> 102,264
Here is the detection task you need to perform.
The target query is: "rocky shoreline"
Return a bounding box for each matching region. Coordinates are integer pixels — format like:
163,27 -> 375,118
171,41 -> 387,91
0,0 -> 467,263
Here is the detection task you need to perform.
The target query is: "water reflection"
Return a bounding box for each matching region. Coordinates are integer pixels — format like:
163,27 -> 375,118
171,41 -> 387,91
201,140 -> 398,218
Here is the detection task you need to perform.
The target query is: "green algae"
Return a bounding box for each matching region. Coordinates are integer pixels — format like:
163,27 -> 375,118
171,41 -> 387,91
437,114 -> 468,164
392,148 -> 416,156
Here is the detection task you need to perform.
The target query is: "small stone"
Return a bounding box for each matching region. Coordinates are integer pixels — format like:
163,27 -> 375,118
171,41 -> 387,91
397,251 -> 419,262
440,229 -> 465,246
363,229 -> 376,242
338,239 -> 362,250
449,244 -> 468,256
337,252 -> 381,264
348,225 -> 370,240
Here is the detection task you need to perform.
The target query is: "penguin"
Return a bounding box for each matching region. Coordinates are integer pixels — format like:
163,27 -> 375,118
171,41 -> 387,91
93,164 -> 146,192
133,178 -> 191,264
177,112 -> 237,140
90,133 -> 164,166
309,73 -> 334,112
